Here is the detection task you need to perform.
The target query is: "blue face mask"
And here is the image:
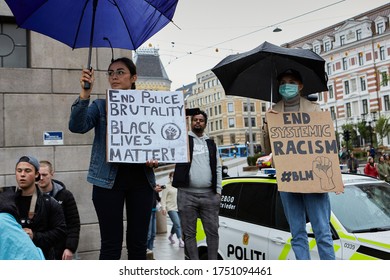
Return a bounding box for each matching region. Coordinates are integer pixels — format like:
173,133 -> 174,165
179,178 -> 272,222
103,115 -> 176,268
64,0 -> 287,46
279,84 -> 299,100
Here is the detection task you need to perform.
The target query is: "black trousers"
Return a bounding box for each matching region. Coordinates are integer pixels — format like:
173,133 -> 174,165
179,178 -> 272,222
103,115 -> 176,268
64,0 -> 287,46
92,184 -> 154,259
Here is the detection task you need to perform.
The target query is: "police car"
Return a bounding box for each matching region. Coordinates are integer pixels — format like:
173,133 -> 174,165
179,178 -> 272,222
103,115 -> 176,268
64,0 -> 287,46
196,169 -> 390,260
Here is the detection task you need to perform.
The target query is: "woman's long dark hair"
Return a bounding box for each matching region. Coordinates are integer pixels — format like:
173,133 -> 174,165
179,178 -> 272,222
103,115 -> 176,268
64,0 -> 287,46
109,57 -> 137,89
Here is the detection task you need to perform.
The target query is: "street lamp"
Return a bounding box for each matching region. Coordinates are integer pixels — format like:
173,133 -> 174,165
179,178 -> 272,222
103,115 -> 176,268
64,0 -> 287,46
361,112 -> 377,146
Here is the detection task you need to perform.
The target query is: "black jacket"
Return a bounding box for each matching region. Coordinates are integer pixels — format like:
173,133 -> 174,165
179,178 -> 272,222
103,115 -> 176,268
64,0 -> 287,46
51,179 -> 81,259
13,186 -> 66,260
172,135 -> 218,192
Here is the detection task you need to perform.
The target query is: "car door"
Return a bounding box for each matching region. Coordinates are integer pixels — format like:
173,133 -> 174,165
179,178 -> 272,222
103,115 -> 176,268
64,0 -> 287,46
219,181 -> 275,260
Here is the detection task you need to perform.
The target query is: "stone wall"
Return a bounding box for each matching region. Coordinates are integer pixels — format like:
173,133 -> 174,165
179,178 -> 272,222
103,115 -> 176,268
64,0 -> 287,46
0,4 -> 135,258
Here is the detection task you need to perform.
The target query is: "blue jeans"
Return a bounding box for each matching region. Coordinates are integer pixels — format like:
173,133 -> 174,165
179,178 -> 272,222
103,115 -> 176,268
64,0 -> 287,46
147,210 -> 157,250
280,192 -> 335,260
168,210 -> 182,239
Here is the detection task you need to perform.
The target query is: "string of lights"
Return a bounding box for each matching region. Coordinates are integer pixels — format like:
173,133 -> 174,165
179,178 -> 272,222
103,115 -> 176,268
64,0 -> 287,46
156,0 -> 346,67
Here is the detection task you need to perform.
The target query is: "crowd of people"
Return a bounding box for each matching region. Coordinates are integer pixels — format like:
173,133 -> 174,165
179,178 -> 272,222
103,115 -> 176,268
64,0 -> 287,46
343,145 -> 390,181
0,156 -> 80,260
2,57 -> 388,261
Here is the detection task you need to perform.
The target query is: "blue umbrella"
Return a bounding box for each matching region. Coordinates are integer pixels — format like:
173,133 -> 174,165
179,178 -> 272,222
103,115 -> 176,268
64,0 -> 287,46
5,0 -> 179,88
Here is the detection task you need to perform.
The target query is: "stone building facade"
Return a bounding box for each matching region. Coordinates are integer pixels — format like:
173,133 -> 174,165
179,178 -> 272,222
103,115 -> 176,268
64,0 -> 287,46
282,3 -> 390,148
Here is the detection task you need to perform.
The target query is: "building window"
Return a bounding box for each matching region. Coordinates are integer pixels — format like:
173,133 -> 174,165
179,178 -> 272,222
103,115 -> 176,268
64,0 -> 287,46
379,46 -> 385,60
350,78 -> 357,93
228,118 -> 235,128
227,103 -> 234,113
219,120 -> 223,130
214,106 -> 218,116
328,85 -> 334,99
344,81 -> 350,95
381,71 -> 389,87
340,35 -> 346,46
314,45 -> 320,54
244,117 -> 256,127
210,122 -> 214,131
209,108 -> 213,117
243,102 -> 255,112
261,103 -> 266,112
356,29 -> 362,40
0,22 -> 28,68
326,63 -> 332,75
362,99 -> 368,115
324,41 -> 331,52
230,134 -> 236,144
360,77 -> 366,91
318,92 -> 323,102
330,107 -> 336,120
376,22 -> 384,34
215,121 -> 218,130
346,103 -> 351,118
384,96 -> 390,111
342,57 -> 348,70
358,53 -> 364,66
218,105 -> 222,114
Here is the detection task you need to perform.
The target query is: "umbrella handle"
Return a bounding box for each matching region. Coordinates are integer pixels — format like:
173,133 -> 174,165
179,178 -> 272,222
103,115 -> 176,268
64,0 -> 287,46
83,66 -> 92,89
84,81 -> 91,90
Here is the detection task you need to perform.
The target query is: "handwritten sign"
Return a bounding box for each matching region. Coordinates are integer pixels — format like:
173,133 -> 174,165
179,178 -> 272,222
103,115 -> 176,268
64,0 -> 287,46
106,89 -> 189,163
266,111 -> 343,193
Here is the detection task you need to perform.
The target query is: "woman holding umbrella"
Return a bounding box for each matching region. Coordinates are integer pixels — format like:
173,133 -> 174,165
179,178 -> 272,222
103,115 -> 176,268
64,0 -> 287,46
264,69 -> 336,260
69,58 -> 159,260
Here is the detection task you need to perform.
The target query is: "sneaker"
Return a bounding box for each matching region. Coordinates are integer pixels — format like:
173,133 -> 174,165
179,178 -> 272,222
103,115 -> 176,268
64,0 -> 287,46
168,235 -> 175,244
146,249 -> 154,260
179,240 -> 185,248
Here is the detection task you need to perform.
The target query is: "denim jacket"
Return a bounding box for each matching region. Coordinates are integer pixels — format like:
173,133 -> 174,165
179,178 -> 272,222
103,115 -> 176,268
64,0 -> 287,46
68,97 -> 156,189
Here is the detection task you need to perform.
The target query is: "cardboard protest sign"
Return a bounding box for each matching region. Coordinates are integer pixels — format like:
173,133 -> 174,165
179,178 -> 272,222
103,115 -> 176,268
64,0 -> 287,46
106,89 -> 189,163
266,111 -> 343,193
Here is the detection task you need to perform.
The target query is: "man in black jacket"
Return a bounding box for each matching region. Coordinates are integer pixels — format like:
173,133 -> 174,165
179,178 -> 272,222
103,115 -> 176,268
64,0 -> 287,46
14,155 -> 66,260
38,160 -> 81,260
173,110 -> 222,260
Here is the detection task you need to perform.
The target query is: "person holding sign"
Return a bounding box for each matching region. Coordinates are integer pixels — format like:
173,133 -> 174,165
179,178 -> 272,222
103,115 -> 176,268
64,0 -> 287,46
263,69 -> 336,260
172,110 -> 222,260
69,57 -> 159,260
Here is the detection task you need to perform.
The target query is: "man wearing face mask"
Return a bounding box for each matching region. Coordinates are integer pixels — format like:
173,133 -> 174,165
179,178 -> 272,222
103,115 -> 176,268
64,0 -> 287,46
263,69 -> 336,260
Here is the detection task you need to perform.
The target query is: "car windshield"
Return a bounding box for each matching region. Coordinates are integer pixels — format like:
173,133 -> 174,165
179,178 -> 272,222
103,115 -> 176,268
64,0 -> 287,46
329,183 -> 390,233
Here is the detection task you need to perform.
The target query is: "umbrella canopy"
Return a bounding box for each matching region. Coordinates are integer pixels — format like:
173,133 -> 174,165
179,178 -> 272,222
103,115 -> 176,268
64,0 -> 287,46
6,0 -> 178,50
211,41 -> 328,103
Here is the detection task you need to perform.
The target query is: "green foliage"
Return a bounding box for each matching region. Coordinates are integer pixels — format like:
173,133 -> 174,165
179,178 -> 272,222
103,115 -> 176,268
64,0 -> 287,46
375,115 -> 390,146
247,153 -> 263,166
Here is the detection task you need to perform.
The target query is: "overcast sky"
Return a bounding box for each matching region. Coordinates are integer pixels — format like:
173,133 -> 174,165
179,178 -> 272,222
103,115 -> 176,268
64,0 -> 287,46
138,0 -> 389,90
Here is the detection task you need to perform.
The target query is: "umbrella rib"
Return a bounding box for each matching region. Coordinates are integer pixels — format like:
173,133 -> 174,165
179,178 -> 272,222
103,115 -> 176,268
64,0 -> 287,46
110,0 -> 137,49
72,0 -> 90,50
143,0 -> 180,29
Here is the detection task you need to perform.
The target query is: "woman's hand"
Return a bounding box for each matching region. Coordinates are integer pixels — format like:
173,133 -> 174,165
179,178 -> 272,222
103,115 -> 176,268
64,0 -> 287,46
267,108 -> 279,114
80,68 -> 94,99
146,159 -> 158,168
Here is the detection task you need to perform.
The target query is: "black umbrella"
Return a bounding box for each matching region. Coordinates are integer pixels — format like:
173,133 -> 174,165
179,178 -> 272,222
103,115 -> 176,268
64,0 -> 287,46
211,41 -> 328,103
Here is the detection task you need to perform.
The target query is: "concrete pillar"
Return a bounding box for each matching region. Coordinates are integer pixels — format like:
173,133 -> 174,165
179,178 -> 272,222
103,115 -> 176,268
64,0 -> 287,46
156,211 -> 167,234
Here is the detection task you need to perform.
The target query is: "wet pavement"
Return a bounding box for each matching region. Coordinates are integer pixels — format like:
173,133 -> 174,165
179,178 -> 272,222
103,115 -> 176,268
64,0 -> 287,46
151,219 -> 185,260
